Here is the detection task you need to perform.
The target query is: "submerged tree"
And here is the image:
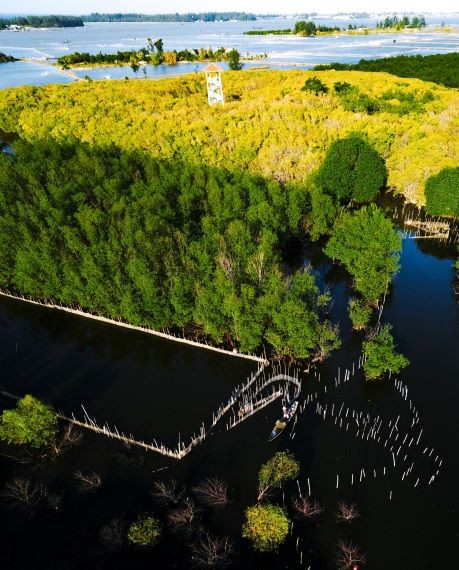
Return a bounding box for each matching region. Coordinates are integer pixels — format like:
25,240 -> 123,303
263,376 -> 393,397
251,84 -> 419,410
74,470 -> 103,493
336,501 -> 359,522
336,540 -> 366,569
242,503 -> 289,552
257,451 -> 300,501
168,498 -> 199,529
292,497 -> 322,519
190,532 -> 233,567
2,478 -> 48,517
151,479 -> 184,506
99,518 -> 126,552
192,478 -> 228,506
362,324 -> 410,380
0,395 -> 58,449
50,423 -> 83,456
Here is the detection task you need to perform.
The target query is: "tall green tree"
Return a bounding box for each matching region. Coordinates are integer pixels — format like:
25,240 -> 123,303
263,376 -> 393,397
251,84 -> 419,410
324,205 -> 401,303
425,167 -> 459,217
294,21 -> 317,35
301,76 -> 328,96
227,49 -> 243,71
0,139 -> 336,361
362,324 -> 410,380
257,451 -> 300,501
315,134 -> 387,203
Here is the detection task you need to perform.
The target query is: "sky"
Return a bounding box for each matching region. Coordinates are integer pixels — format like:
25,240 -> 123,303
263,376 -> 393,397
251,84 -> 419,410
5,1 -> 459,15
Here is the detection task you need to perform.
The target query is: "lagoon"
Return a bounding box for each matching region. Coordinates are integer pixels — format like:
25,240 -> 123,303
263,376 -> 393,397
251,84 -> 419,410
1,18 -> 459,88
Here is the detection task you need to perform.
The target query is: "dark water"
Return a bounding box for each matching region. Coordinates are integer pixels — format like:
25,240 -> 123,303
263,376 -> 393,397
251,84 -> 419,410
0,207 -> 457,569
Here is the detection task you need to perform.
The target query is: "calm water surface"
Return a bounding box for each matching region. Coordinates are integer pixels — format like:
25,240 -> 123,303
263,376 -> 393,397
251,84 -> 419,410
0,208 -> 457,568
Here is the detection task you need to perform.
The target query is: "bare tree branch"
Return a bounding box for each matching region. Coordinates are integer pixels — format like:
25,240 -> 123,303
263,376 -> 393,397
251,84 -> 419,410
292,497 -> 322,519
50,424 -> 83,456
99,518 -> 126,552
151,479 -> 184,505
2,478 -> 47,516
74,470 -> 102,492
192,478 -> 228,507
336,502 -> 359,523
336,540 -> 366,569
190,532 -> 233,568
168,499 -> 199,527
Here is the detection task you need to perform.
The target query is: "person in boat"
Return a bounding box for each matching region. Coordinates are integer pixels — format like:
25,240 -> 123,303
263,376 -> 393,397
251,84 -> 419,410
282,406 -> 289,419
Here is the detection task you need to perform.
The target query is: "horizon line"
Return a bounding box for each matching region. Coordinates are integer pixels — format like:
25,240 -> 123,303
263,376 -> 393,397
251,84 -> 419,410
1,10 -> 459,17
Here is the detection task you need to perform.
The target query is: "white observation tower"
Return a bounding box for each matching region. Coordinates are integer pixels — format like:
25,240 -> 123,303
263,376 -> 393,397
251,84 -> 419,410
203,63 -> 224,106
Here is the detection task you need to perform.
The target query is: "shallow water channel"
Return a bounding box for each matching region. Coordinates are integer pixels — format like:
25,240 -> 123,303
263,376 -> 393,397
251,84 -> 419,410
0,205 -> 457,569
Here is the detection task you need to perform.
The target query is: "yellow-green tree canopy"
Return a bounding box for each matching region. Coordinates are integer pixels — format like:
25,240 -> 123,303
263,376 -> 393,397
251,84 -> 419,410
258,451 -> 300,501
127,515 -> 161,547
0,70 -> 457,205
242,503 -> 290,552
0,395 -> 58,448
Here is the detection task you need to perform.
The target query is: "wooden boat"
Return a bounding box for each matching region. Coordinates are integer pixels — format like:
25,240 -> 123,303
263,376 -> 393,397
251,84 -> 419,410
268,400 -> 298,442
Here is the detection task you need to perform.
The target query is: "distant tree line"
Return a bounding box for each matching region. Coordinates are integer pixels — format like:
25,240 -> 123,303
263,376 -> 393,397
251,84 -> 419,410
0,15 -> 83,29
313,52 -> 459,88
0,52 -> 16,63
83,12 -> 256,22
244,28 -> 292,36
376,15 -> 426,29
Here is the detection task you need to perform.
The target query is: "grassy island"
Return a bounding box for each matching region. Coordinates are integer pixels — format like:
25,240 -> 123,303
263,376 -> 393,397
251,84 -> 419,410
244,17 -> 431,37
0,70 -> 457,358
244,21 -> 341,36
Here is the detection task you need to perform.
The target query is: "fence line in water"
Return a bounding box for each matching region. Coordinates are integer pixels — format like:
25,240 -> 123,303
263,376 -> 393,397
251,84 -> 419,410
0,363 -> 301,460
0,290 -> 267,364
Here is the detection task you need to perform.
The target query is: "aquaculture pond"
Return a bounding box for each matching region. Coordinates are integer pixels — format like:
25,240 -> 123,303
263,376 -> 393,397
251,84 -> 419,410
0,204 -> 457,569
